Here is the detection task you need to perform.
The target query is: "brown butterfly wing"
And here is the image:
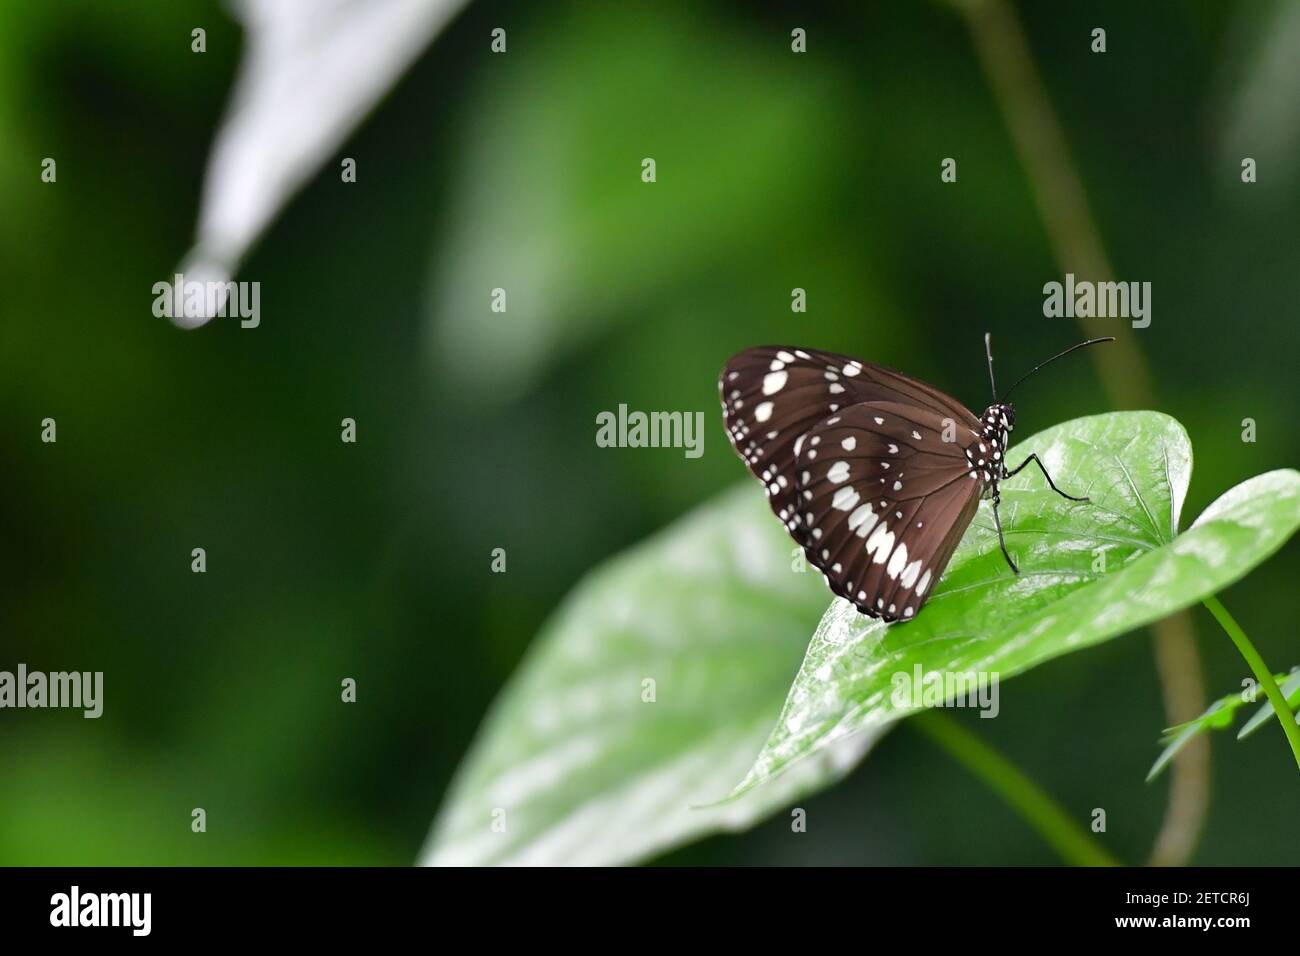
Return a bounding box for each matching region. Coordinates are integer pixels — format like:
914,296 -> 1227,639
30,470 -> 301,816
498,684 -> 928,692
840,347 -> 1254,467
719,346 -> 980,544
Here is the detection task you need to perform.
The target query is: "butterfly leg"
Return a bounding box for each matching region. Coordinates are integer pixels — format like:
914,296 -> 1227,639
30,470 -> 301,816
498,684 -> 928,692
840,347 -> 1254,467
991,491 -> 1019,574
1005,453 -> 1089,502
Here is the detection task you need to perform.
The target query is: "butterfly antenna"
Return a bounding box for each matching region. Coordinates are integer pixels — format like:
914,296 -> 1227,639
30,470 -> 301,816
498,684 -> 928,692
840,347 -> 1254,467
984,332 -> 997,402
1003,337 -> 1115,400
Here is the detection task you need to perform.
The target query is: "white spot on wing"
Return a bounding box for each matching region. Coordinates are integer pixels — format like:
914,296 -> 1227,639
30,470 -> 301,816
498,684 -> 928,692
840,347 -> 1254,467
848,503 -> 876,536
901,559 -> 922,588
865,523 -> 894,563
887,542 -> 909,579
831,486 -> 860,511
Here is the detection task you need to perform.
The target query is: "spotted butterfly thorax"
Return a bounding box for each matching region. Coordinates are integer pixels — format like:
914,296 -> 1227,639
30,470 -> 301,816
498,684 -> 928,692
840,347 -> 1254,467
719,337 -> 1112,623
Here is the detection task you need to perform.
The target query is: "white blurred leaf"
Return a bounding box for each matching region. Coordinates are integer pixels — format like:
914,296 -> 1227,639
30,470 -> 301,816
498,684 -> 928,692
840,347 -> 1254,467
178,0 -> 467,327
1217,0 -> 1300,191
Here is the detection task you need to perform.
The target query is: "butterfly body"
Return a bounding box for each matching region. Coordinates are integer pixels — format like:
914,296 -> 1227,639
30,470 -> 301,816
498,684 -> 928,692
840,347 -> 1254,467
970,403 -> 1014,493
720,339 -> 1107,623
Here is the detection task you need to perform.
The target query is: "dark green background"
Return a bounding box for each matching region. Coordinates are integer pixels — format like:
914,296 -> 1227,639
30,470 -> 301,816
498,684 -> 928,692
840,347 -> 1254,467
1,0 -> 1295,864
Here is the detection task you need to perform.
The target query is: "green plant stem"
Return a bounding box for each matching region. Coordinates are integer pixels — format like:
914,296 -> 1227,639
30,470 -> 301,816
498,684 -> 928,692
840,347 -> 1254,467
1203,596 -> 1300,771
911,710 -> 1120,867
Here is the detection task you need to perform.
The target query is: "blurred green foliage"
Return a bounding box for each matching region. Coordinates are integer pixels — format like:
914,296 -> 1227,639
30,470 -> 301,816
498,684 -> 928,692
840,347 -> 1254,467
1,0 -> 1297,864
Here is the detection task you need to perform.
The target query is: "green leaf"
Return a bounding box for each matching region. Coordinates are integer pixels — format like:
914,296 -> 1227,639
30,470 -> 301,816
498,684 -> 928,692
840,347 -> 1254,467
1148,691 -> 1251,783
421,486 -> 882,866
1146,668 -> 1300,781
729,412 -> 1300,800
1147,716 -> 1214,784
1237,670 -> 1300,740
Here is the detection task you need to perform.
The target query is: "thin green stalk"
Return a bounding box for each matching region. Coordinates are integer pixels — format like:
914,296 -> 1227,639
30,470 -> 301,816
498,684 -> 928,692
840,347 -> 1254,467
912,710 -> 1120,867
1203,596 -> 1300,771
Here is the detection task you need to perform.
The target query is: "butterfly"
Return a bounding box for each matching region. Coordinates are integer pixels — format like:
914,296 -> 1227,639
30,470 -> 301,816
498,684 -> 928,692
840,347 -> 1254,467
719,335 -> 1113,623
